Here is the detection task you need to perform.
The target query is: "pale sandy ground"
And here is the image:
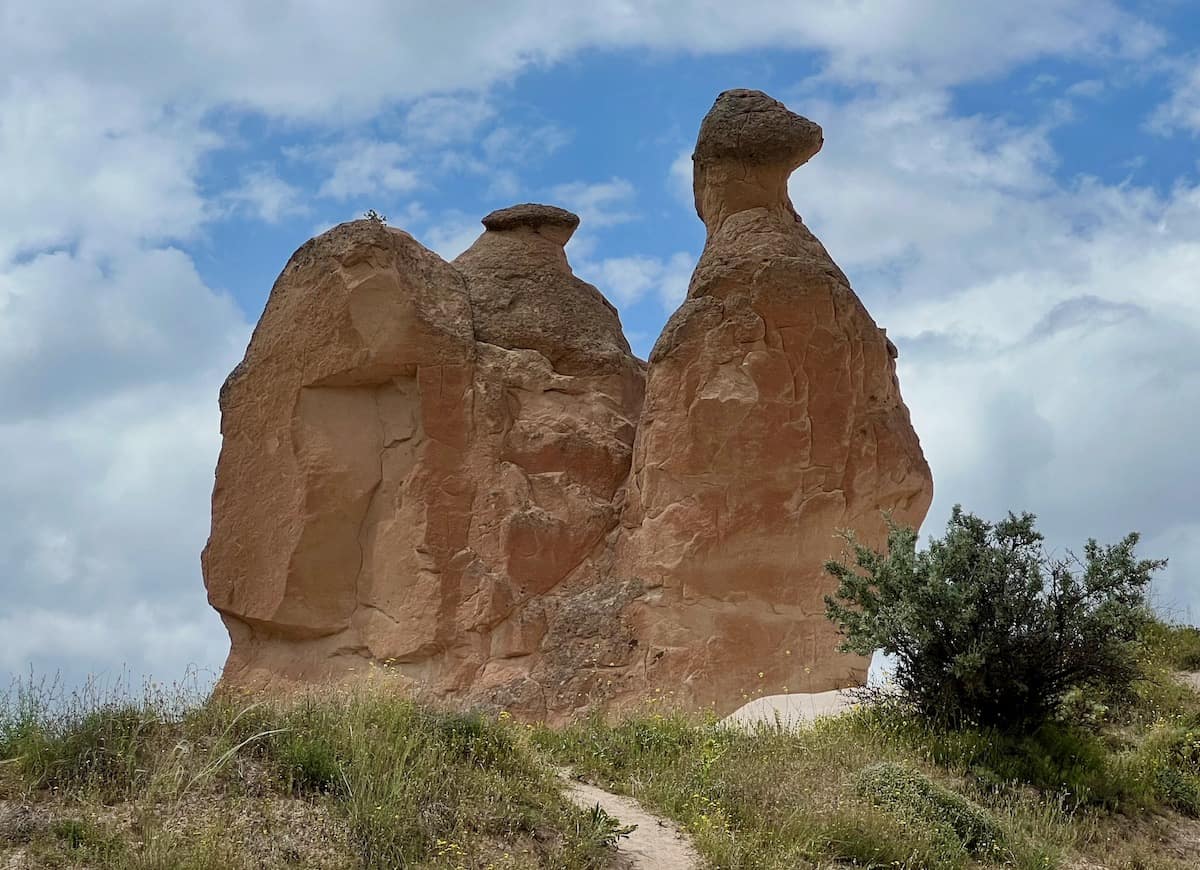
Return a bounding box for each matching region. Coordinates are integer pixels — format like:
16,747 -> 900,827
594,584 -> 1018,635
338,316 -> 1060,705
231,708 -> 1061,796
561,775 -> 701,870
726,673 -> 1200,730
722,688 -> 860,730
1176,671 -> 1200,692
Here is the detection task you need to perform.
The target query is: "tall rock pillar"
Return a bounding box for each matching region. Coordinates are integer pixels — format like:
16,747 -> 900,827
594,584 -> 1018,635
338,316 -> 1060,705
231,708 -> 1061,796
615,89 -> 933,708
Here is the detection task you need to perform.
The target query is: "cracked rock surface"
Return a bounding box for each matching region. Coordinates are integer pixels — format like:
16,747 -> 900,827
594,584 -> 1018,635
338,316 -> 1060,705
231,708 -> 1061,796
203,90 -> 932,721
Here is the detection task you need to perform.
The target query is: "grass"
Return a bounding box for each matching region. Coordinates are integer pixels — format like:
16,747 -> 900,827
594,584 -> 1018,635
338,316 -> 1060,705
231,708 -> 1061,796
3,619 -> 1200,869
1143,618 -> 1200,672
1,678 -> 619,869
532,619 -> 1200,869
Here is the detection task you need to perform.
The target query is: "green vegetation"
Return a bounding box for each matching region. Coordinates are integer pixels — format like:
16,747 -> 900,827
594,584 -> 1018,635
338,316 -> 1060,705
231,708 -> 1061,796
853,762 -> 1003,856
535,621 -> 1200,868
3,611 -> 1199,867
1144,618 -> 1200,672
825,507 -> 1165,731
1,681 -> 618,869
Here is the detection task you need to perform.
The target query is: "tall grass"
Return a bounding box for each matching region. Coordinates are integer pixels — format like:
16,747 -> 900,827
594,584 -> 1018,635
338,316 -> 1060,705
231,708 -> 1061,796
1,677 -> 617,869
4,618 -> 1199,869
531,619 -> 1200,870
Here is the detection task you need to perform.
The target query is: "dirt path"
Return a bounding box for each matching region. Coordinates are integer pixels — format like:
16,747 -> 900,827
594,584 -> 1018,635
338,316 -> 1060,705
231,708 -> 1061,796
560,775 -> 701,869
1176,671 -> 1200,692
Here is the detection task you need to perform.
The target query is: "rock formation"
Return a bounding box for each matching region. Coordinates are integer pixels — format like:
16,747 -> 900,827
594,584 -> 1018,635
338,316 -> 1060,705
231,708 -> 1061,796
615,90 -> 931,708
203,89 -> 933,720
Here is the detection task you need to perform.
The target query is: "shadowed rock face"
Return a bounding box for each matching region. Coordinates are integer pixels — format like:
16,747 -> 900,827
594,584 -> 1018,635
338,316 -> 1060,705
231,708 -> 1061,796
203,89 -> 933,721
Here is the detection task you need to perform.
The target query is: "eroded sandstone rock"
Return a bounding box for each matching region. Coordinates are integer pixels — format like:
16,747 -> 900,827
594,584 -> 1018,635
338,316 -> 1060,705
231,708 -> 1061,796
203,89 -> 932,720
615,90 -> 932,709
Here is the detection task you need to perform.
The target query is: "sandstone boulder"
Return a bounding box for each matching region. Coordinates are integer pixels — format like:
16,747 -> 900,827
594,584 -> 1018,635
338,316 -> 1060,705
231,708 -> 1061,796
203,89 -> 932,720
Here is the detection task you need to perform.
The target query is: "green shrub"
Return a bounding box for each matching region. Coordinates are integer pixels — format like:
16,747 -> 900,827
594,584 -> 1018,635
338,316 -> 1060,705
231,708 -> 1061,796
426,708 -> 520,771
854,761 -> 1004,855
811,812 -> 970,870
52,818 -> 98,850
826,506 -> 1164,732
47,817 -> 123,860
276,732 -> 343,795
860,700 -> 1150,808
1155,766 -> 1200,816
1138,725 -> 1200,816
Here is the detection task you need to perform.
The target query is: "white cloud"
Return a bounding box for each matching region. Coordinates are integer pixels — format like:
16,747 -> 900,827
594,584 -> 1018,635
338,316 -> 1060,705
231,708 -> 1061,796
1149,58 -> 1200,135
794,89 -> 1060,298
1065,78 -> 1105,99
782,1 -> 1158,89
0,1 -> 1159,121
481,123 -> 572,166
224,167 -> 308,222
423,212 -> 484,260
549,178 -> 637,228
668,149 -> 694,208
0,246 -> 248,687
0,247 -> 245,418
0,605 -> 225,691
0,77 -> 214,262
315,140 -> 420,200
576,252 -> 695,309
786,88 -> 1200,615
406,94 -> 496,144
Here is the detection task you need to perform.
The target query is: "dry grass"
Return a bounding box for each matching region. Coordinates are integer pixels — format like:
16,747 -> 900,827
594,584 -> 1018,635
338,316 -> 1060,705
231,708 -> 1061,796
0,675 -> 622,869
3,620 -> 1200,869
532,620 -> 1200,869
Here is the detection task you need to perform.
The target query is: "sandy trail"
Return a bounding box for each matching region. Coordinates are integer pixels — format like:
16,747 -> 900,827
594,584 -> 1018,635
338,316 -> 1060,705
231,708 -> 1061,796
1176,672 -> 1200,692
560,775 -> 701,870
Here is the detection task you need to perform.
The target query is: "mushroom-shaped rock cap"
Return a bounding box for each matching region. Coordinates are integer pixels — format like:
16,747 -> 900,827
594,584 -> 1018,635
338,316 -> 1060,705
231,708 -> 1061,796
481,203 -> 580,246
456,203 -> 634,376
693,89 -> 823,170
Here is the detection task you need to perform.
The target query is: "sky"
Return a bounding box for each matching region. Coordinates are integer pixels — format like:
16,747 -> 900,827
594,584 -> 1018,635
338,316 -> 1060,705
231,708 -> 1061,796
3,0 -> 1199,693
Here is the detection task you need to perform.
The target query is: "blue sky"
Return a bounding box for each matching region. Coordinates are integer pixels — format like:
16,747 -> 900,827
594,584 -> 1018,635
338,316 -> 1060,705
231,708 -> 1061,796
3,0 -> 1199,691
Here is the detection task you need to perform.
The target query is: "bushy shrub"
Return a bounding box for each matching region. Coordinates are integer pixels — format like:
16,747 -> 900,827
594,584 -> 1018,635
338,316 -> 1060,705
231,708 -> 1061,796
276,732 -> 343,795
1155,766 -> 1200,816
853,761 -> 1003,855
826,506 -> 1164,731
1139,725 -> 1200,816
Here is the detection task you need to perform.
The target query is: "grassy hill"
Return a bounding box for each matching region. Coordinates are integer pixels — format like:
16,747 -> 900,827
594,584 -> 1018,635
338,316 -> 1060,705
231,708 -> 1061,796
3,621 -> 1200,869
